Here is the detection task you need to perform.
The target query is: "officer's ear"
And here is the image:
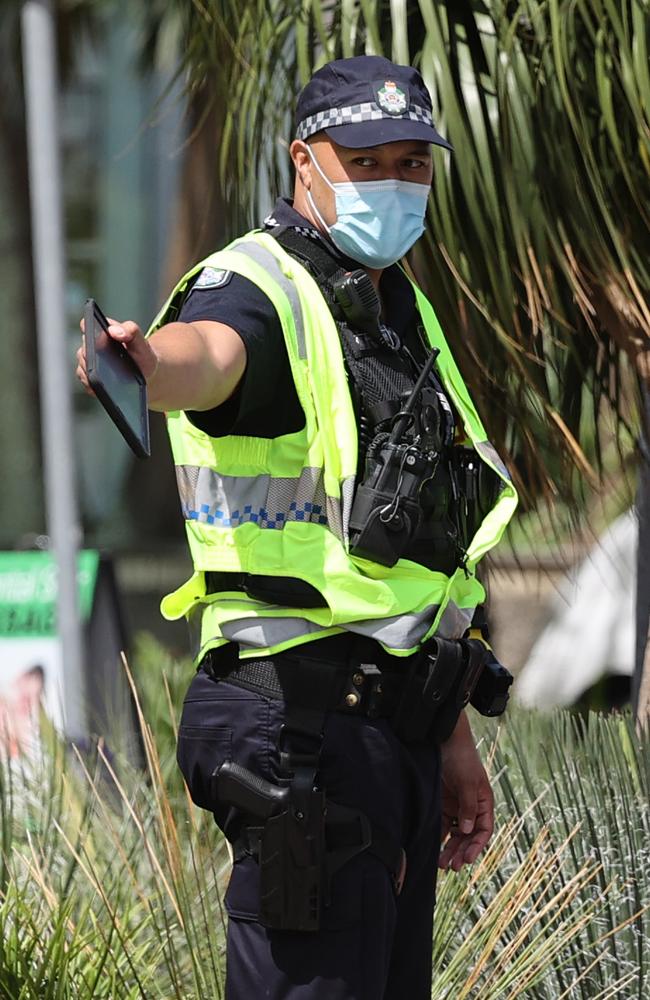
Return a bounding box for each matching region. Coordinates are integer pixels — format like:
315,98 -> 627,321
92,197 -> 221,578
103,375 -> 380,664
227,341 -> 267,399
290,139 -> 312,190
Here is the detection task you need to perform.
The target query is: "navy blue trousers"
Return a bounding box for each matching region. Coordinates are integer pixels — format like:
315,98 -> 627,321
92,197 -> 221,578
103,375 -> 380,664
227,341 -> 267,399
177,661 -> 441,1000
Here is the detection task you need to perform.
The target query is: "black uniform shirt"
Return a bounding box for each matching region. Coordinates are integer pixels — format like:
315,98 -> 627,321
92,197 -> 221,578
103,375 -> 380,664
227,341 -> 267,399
178,198 -> 424,438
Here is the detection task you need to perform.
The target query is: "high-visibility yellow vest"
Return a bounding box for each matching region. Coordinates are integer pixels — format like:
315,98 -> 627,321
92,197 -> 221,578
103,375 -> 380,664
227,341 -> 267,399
149,232 -> 517,664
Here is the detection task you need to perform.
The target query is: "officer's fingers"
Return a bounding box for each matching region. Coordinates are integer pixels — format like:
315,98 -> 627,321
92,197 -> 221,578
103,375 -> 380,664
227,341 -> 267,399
445,830 -> 485,872
77,328 -> 92,385
75,364 -> 95,396
438,832 -> 466,871
107,320 -> 141,344
76,340 -> 89,374
438,841 -> 454,870
438,826 -> 465,867
104,319 -> 143,347
462,830 -> 491,867
455,793 -> 494,868
457,782 -> 479,836
458,815 -> 493,868
440,808 -> 457,841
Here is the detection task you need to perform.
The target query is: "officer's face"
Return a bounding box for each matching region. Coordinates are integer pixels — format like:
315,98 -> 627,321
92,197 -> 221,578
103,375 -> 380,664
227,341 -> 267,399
291,135 -> 433,232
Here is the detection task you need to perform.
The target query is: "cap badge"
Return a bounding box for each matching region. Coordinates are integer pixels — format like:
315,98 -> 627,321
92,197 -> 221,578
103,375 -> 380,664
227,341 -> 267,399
377,80 -> 407,115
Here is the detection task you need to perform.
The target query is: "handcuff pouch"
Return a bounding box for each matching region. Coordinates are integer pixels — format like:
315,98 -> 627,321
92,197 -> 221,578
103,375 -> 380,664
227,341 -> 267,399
432,638 -> 486,742
391,637 -> 488,744
391,637 -> 465,742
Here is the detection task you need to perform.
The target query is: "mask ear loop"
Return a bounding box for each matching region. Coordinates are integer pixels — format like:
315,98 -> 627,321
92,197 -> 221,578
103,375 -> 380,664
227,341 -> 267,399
305,145 -> 335,233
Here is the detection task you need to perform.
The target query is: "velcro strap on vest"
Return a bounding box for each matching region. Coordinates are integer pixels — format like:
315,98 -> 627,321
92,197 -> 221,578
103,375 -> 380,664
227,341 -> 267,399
205,570 -> 327,609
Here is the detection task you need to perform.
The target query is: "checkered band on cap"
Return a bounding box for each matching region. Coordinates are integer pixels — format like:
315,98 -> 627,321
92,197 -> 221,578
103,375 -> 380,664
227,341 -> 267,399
296,102 -> 434,140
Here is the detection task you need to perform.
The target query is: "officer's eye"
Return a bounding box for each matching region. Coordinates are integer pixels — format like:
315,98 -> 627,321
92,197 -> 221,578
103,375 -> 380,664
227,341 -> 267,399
403,158 -> 428,170
352,156 -> 377,167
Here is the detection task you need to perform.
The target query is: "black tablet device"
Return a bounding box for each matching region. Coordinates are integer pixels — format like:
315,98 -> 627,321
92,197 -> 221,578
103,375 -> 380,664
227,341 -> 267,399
84,298 -> 151,458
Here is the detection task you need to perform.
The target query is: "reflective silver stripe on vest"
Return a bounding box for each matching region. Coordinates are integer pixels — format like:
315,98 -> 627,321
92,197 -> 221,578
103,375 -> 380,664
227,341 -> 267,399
341,477 -> 355,547
435,600 -> 474,640
220,615 -> 327,650
341,606 -> 439,648
206,604 -> 441,655
231,241 -> 307,359
475,440 -> 511,482
176,464 -> 337,537
346,598 -> 474,646
220,607 -> 444,652
191,597 -> 472,659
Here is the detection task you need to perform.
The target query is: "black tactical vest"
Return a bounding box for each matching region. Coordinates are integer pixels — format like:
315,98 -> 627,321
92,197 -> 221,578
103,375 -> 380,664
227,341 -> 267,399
272,228 -> 464,575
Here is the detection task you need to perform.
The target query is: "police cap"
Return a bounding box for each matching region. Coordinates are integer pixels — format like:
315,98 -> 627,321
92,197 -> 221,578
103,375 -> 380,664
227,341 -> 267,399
295,54 -> 452,151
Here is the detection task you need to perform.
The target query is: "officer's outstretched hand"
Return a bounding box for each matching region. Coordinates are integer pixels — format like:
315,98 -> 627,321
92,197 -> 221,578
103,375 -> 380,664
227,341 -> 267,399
438,711 -> 494,872
76,317 -> 159,395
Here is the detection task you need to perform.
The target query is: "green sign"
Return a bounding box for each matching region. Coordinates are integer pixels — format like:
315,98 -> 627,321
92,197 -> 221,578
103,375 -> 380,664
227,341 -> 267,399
0,551 -> 100,638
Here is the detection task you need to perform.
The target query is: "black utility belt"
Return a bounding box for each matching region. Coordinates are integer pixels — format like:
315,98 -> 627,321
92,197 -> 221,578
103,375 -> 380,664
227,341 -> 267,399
201,632 -> 513,743
202,647 -> 403,720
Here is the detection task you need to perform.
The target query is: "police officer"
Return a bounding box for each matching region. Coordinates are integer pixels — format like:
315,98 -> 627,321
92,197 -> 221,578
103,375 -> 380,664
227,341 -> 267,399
77,55 -> 517,1000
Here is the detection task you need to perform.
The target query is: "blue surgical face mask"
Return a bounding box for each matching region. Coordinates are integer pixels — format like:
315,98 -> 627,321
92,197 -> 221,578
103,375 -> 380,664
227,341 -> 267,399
306,146 -> 430,269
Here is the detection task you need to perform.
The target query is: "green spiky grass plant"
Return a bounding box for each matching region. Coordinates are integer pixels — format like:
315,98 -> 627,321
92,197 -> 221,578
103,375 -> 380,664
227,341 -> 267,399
0,637 -> 647,998
0,652 -> 231,1000
432,710 -> 649,997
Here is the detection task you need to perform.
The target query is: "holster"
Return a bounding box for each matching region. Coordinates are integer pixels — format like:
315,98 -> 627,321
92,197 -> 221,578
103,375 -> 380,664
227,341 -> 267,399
215,681 -> 377,933
259,783 -> 325,931
215,759 -> 393,933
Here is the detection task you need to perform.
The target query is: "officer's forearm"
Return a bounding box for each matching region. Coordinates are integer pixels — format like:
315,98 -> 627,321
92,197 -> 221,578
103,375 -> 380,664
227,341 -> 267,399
146,321 -> 246,412
440,709 -> 473,752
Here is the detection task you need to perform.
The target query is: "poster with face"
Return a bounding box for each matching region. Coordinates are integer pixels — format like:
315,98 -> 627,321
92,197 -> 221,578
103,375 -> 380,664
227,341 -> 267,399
0,658 -> 50,760
0,552 -> 99,759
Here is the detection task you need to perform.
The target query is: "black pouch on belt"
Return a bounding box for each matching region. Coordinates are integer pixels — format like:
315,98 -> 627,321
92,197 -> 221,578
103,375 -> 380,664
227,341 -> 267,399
391,637 -> 466,743
432,638 -> 488,742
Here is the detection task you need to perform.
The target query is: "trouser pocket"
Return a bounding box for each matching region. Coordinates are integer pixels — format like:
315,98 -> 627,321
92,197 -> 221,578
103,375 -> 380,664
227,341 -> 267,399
177,720 -> 233,811
176,668 -> 282,824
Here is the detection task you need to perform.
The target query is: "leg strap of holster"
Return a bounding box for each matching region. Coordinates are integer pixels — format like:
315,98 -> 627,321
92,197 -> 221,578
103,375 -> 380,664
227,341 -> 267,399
234,805 -> 405,895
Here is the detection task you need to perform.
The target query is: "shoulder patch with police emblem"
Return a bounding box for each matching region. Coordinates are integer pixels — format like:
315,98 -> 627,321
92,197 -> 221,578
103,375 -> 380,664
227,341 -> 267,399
375,80 -> 408,116
192,267 -> 232,291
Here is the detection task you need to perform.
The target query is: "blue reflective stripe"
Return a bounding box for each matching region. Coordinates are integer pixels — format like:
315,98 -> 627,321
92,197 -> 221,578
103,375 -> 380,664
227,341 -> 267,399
176,465 -> 343,538
181,502 -> 328,529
